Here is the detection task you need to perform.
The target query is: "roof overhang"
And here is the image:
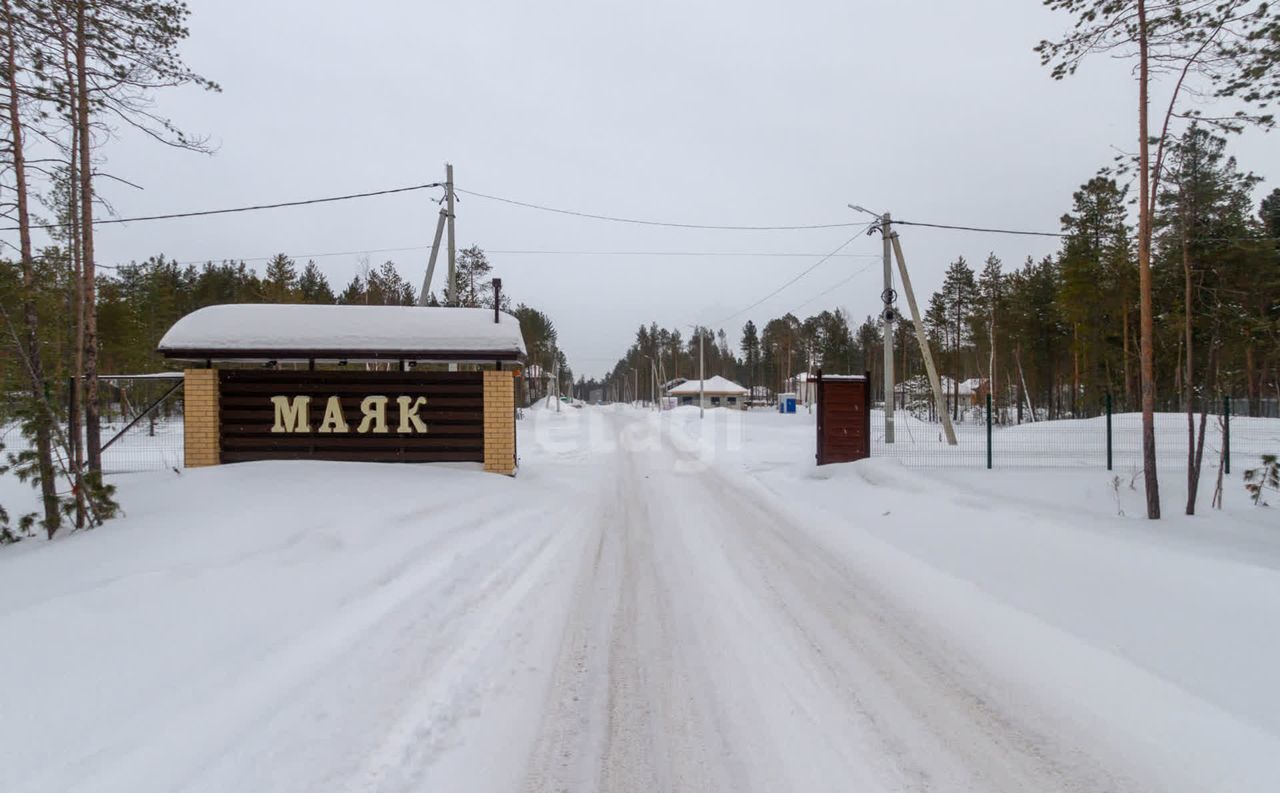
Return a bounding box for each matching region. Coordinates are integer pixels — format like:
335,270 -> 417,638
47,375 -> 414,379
157,304 -> 526,363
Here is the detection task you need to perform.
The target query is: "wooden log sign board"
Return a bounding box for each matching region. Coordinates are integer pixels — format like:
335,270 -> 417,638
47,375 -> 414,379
219,370 -> 484,463
815,371 -> 871,465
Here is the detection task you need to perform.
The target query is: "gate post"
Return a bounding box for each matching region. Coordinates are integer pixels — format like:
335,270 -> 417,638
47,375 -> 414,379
1224,395 -> 1231,475
814,368 -> 824,464
1106,392 -> 1113,471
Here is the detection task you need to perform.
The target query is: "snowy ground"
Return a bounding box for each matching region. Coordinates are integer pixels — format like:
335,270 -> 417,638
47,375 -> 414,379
1,404 -> 1278,792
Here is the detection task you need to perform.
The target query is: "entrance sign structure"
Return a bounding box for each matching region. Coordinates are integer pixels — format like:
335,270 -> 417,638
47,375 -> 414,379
158,304 -> 524,474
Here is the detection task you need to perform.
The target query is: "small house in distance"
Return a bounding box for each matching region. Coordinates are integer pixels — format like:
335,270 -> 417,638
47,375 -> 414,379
666,375 -> 749,409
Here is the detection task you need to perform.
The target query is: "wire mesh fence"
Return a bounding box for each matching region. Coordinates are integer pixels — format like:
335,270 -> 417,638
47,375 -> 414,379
869,396 -> 1279,471
94,374 -> 185,473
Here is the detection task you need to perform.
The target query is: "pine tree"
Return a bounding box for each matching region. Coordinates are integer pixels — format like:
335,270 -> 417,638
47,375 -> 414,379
297,261 -> 335,304
455,246 -> 492,307
261,254 -> 298,303
1039,0 -> 1280,519
926,257 -> 978,419
740,320 -> 761,397
976,254 -> 1005,415
1058,174 -> 1133,412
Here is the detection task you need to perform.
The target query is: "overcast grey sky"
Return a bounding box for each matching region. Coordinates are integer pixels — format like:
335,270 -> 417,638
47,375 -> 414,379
52,0 -> 1279,378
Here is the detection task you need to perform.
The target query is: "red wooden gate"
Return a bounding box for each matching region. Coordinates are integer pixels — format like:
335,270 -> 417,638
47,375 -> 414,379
815,370 -> 871,465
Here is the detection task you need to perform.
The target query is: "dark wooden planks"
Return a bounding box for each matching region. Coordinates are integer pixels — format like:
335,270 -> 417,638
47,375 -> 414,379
815,371 -> 871,465
217,369 -> 485,464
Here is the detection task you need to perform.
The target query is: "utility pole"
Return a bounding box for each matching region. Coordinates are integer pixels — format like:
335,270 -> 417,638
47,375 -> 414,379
881,212 -> 896,443
445,163 -> 457,306
891,233 -> 957,445
652,359 -> 660,410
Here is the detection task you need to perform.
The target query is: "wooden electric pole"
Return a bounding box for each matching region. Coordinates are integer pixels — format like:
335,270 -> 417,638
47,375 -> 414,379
445,163 -> 457,306
891,233 -> 956,445
881,213 -> 896,443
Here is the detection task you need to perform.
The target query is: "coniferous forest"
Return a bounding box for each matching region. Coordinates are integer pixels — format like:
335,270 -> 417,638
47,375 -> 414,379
600,131 -> 1279,424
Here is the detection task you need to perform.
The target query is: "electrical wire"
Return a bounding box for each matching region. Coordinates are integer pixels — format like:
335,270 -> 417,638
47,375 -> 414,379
893,219 -> 1066,238
1,183 -> 444,232
455,187 -> 866,231
891,217 -> 1279,243
88,247 -> 884,269
789,259 -> 879,314
708,221 -> 877,327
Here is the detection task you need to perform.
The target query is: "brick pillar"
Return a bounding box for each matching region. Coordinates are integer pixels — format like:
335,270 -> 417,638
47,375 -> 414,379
482,369 -> 516,475
184,368 -> 220,467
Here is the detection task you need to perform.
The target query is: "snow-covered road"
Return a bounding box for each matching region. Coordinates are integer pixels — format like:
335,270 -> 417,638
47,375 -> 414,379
4,405 -> 1279,792
524,410 -> 1127,793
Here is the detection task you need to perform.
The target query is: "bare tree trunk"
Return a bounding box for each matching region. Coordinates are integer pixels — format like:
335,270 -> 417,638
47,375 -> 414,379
66,42 -> 87,526
2,0 -> 62,536
74,0 -> 101,474
1182,218 -> 1196,513
1137,0 -> 1161,519
1187,339 -> 1217,515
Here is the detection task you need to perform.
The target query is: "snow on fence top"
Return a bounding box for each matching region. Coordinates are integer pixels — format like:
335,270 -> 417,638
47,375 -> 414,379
158,304 -> 527,361
667,375 -> 749,395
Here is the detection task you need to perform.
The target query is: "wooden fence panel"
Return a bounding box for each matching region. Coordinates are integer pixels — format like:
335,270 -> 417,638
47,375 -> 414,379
218,370 -> 486,463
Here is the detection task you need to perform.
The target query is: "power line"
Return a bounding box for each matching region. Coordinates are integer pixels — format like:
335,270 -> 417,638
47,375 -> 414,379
892,217 -> 1279,243
709,221 -> 877,327
81,247 -> 884,269
1,183 -> 444,232
894,219 -> 1066,238
455,187 -> 867,231
790,260 -> 879,314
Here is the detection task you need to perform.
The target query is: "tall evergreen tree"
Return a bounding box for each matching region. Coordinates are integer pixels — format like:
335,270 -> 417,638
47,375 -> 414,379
740,320 -> 761,396
297,261 -> 335,304
1040,0 -> 1280,519
261,254 -> 298,303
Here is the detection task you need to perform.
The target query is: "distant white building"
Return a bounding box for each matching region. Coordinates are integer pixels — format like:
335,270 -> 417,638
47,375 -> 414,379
666,375 -> 749,408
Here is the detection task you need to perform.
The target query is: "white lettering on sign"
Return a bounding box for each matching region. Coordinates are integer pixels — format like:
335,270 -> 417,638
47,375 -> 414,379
396,396 -> 429,434
271,395 -> 312,433
268,394 -> 430,434
317,396 -> 350,433
357,396 -> 389,434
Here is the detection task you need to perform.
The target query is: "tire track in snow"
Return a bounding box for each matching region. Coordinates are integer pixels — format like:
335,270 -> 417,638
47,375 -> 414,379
56,499 -> 557,793
652,413 -> 1142,792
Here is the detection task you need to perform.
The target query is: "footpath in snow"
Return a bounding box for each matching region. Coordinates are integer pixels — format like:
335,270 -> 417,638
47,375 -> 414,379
1,403 -> 1278,792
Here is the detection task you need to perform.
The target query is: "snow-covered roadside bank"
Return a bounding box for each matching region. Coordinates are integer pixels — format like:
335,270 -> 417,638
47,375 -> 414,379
654,405 -> 1280,789
0,406 -> 610,793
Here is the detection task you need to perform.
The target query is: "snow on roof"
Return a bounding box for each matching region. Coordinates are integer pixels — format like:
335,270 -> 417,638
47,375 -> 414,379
667,375 -> 749,395
158,304 -> 526,360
